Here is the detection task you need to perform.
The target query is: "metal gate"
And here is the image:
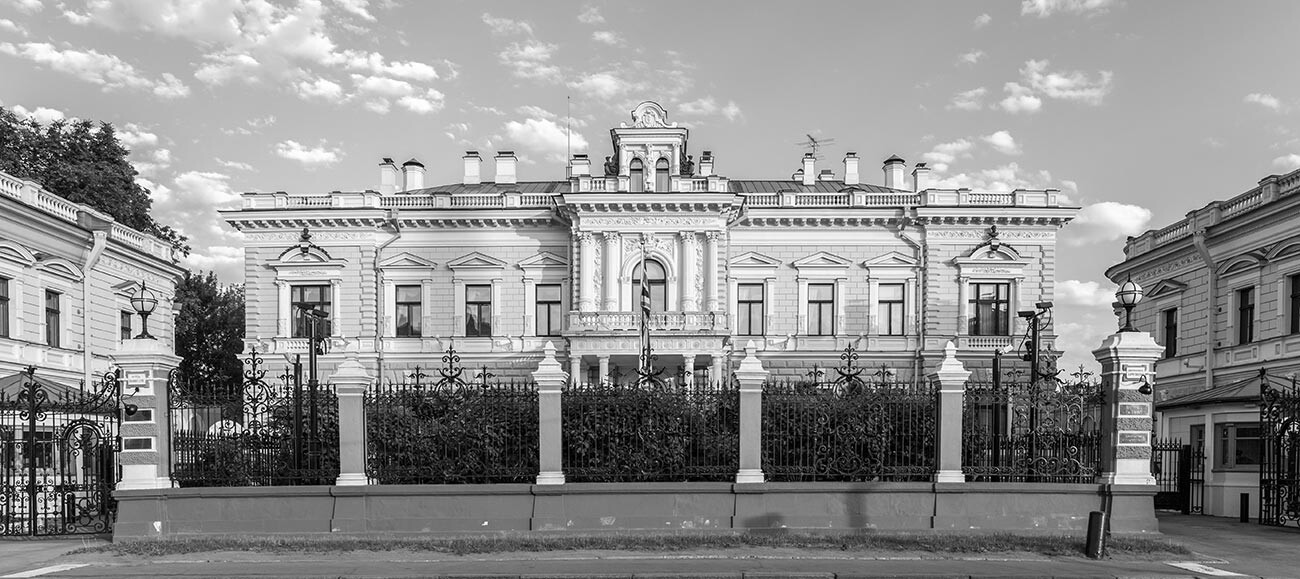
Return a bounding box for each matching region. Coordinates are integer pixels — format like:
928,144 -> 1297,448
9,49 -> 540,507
1153,439 -> 1204,514
1,367 -> 123,536
1261,373 -> 1300,527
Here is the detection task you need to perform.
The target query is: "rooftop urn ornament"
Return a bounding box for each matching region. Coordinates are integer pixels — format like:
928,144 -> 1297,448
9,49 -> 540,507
1116,275 -> 1144,332
129,281 -> 158,339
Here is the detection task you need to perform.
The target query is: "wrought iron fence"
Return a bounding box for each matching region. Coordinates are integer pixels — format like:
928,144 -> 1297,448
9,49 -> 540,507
562,378 -> 739,482
762,347 -> 937,482
1153,438 -> 1204,514
169,351 -> 339,487
364,349 -> 538,484
962,368 -> 1103,483
1260,372 -> 1300,527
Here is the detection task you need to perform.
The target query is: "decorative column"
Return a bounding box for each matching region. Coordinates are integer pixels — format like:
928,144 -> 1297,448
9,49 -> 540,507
577,232 -> 597,312
734,341 -> 768,483
598,355 -> 610,383
114,338 -> 181,490
683,354 -> 696,385
927,341 -> 969,483
704,232 -> 722,311
602,232 -> 620,310
679,232 -> 699,311
569,355 -> 582,385
1092,329 -> 1163,533
331,354 -> 373,486
956,276 -> 970,335
276,280 -> 290,336
534,341 -> 568,485
330,279 -> 342,337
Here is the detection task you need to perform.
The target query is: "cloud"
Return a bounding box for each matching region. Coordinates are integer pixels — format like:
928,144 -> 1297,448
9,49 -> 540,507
998,82 -> 1043,114
958,50 -> 985,65
677,96 -> 743,122
216,159 -> 254,171
578,5 -> 604,24
721,101 -> 743,122
0,18 -> 26,35
1021,59 -> 1112,105
296,77 -> 343,100
117,123 -> 159,148
1021,0 -> 1117,17
982,130 -> 1022,155
568,72 -> 637,100
1062,201 -> 1153,246
1273,154 -> 1300,170
1202,136 -> 1225,148
592,31 -> 622,45
169,170 -> 240,208
1055,279 -> 1118,308
920,139 -> 973,172
6,0 -> 41,13
499,41 -> 561,82
482,12 -> 533,36
397,89 -> 446,114
274,140 -> 342,167
0,41 -> 190,98
221,115 -> 276,136
948,87 -> 987,111
329,0 -> 375,21
1244,92 -> 1282,112
181,245 -> 245,282
11,104 -> 66,124
972,13 -> 992,28
931,162 -> 1054,191
503,117 -> 589,163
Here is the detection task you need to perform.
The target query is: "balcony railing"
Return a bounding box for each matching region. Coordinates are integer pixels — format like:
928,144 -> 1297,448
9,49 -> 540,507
567,311 -> 728,333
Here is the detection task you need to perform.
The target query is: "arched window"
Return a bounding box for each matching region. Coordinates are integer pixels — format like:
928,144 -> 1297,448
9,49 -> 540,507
655,158 -> 670,192
632,259 -> 668,312
629,158 -> 644,192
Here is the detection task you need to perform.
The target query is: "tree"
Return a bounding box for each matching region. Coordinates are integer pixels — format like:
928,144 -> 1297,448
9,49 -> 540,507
0,106 -> 188,253
175,271 -> 245,396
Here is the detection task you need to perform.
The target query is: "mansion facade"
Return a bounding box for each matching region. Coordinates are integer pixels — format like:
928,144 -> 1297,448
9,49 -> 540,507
225,102 -> 1077,383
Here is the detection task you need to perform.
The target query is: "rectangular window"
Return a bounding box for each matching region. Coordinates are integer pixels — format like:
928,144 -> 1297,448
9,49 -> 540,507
878,283 -> 905,336
1217,423 -> 1261,470
968,283 -> 1010,336
290,285 -> 332,338
465,284 -> 492,337
737,283 -> 765,336
536,284 -> 562,337
0,276 -> 9,338
1162,308 -> 1178,358
44,290 -> 60,348
807,283 -> 834,336
121,310 -> 134,341
394,285 -> 422,338
1237,286 -> 1255,345
1290,273 -> 1300,335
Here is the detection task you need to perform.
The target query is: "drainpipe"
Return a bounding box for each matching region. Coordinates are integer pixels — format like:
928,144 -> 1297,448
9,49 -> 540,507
82,230 -> 108,387
374,210 -> 402,382
1191,229 -> 1216,392
895,217 -> 926,378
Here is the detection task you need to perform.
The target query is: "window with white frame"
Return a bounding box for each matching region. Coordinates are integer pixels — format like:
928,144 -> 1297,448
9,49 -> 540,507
394,285 -> 422,337
1162,308 -> 1178,358
1216,422 -> 1260,470
465,285 -> 492,337
1236,286 -> 1255,345
0,276 -> 8,338
120,310 -> 133,342
737,283 -> 764,336
44,289 -> 61,347
1289,273 -> 1300,335
290,284 -> 331,338
536,284 -> 562,337
878,284 -> 905,336
968,283 -> 1010,336
807,283 -> 835,336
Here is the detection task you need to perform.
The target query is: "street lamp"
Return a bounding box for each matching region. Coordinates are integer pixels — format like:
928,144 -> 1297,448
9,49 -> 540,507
129,281 -> 158,339
1116,276 -> 1144,332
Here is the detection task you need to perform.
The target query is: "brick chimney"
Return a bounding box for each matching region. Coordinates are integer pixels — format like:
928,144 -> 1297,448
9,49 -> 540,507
401,158 -> 425,192
818,169 -> 835,181
883,155 -> 905,190
802,153 -> 815,186
912,162 -> 930,192
379,158 -> 399,194
463,151 -> 481,185
843,152 -> 860,186
495,150 -> 517,184
698,151 -> 714,177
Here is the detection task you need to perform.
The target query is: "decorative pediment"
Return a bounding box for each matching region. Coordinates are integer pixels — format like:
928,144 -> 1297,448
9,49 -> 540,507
0,240 -> 36,267
1146,279 -> 1188,300
34,256 -> 83,280
863,252 -> 918,268
519,251 -> 568,268
729,252 -> 783,268
1266,236 -> 1300,261
1217,253 -> 1263,277
448,252 -> 508,271
379,252 -> 437,269
964,244 -> 1024,261
269,249 -> 347,271
793,251 -> 852,269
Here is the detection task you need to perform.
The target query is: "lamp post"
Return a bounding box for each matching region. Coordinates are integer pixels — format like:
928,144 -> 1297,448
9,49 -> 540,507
1117,276 -> 1144,332
129,282 -> 158,340
300,305 -> 330,482
1017,300 -> 1054,478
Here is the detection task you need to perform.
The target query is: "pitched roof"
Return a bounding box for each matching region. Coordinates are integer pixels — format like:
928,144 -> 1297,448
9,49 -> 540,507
1156,374 -> 1260,410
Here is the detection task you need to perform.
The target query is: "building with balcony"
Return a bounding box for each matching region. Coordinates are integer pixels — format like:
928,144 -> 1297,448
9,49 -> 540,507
1107,164 -> 1300,519
224,101 -> 1077,384
0,170 -> 184,387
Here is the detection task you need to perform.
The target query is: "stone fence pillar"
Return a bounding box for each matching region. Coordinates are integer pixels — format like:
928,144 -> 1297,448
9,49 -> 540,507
534,341 -> 567,485
331,355 -> 373,486
928,341 -> 969,483
734,341 -> 767,484
1092,331 -> 1163,485
114,338 -> 181,490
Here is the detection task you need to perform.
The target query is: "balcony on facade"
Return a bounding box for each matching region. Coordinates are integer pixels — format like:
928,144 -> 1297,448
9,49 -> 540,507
567,311 -> 728,334
0,170 -> 178,262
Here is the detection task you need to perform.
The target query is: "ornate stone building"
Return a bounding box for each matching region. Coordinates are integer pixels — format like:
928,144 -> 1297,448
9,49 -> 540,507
225,102 -> 1077,383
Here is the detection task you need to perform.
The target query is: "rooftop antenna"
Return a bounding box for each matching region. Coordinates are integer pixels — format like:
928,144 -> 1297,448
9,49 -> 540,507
566,95 -> 572,165
795,134 -> 836,160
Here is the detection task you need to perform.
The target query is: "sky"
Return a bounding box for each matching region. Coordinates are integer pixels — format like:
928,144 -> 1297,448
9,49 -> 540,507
3,0 -> 1300,373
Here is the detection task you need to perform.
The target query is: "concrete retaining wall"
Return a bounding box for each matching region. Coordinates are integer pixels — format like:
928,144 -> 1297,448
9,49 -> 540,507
113,482 -> 1157,539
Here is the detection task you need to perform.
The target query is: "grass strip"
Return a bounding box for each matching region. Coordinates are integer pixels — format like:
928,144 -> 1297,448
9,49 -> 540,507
76,533 -> 1189,558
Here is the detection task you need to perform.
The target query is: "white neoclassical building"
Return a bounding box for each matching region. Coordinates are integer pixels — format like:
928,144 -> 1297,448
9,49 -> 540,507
224,101 -> 1077,383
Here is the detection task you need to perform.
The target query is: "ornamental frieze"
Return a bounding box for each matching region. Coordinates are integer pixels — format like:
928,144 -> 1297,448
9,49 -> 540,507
1132,254 -> 1199,282
242,231 -> 374,242
581,215 -> 722,229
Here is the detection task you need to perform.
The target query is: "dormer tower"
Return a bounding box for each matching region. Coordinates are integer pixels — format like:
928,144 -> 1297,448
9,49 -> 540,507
609,101 -> 690,192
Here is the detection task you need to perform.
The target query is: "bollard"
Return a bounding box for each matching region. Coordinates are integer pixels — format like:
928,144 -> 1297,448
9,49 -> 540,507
1240,493 -> 1249,523
1085,510 -> 1107,559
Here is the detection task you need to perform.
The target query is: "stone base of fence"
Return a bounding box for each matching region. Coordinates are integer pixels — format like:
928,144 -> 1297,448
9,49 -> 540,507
113,482 -> 1156,539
